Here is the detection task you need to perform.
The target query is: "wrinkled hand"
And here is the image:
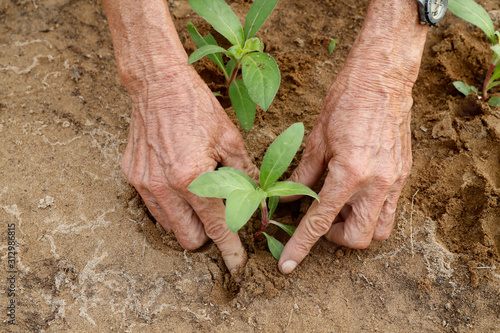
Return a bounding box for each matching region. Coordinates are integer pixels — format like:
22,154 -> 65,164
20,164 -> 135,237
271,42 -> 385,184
279,66 -> 415,274
121,65 -> 258,272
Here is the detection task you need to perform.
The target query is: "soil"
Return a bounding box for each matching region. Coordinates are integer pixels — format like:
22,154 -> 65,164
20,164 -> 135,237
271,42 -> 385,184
1,0 -> 499,332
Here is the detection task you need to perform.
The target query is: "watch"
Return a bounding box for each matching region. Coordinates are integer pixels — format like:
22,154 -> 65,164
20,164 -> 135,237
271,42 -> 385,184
417,0 -> 448,27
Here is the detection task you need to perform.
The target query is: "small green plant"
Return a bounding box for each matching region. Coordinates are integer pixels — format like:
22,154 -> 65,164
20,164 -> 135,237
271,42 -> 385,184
328,38 -> 339,54
449,0 -> 500,107
187,0 -> 281,131
188,123 -> 319,260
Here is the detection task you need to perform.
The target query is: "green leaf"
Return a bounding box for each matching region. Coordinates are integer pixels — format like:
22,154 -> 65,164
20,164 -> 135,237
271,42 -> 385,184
453,81 -> 476,96
188,44 -> 228,65
493,45 -> 500,57
213,92 -> 223,97
492,45 -> 500,65
218,167 -> 258,189
204,35 -> 228,73
187,22 -> 206,46
226,189 -> 266,232
244,0 -> 279,40
265,181 -> 320,202
188,170 -> 256,198
328,39 -> 338,53
448,0 -> 495,43
488,81 -> 500,90
187,22 -> 227,77
229,80 -> 257,131
228,45 -> 244,59
260,122 -> 304,190
267,196 -> 279,220
489,96 -> 500,107
269,221 -> 296,237
188,0 -> 245,47
263,233 -> 284,260
490,64 -> 500,82
244,37 -> 264,53
241,52 -> 280,111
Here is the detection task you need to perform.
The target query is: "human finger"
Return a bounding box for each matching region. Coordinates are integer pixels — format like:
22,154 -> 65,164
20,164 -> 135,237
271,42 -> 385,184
278,168 -> 352,274
326,182 -> 388,247
372,115 -> 411,240
330,205 -> 352,225
186,194 -> 247,273
372,186 -> 402,241
154,188 -> 209,250
121,130 -> 174,231
146,153 -> 209,250
136,187 -> 172,231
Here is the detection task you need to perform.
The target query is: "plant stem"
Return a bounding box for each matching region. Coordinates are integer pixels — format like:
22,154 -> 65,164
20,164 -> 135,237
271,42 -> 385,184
226,63 -> 240,95
254,200 -> 269,240
483,62 -> 497,100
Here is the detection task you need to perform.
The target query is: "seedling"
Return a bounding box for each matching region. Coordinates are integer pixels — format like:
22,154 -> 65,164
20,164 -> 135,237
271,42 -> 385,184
187,0 -> 281,131
188,123 -> 319,260
328,38 -> 339,54
449,0 -> 500,107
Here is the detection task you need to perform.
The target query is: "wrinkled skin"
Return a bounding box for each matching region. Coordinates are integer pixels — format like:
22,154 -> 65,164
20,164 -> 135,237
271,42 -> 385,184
104,0 -> 428,276
279,66 -> 414,274
276,0 -> 428,274
121,66 -> 258,272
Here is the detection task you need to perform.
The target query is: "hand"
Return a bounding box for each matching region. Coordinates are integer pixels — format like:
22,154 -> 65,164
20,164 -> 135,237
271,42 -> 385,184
121,65 -> 258,273
275,0 -> 428,275
278,65 -> 414,274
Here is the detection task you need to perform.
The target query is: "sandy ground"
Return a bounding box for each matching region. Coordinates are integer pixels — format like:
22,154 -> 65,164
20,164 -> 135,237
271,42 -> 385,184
0,0 -> 499,332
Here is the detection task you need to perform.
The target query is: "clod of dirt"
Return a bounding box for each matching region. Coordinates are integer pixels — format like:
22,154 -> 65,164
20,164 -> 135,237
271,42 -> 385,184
432,114 -> 457,140
38,195 -> 55,209
489,10 -> 500,24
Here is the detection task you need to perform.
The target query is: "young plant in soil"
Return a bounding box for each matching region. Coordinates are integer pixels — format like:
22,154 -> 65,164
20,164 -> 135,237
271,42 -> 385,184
449,0 -> 500,107
187,0 -> 281,131
328,38 -> 339,54
188,123 -> 319,260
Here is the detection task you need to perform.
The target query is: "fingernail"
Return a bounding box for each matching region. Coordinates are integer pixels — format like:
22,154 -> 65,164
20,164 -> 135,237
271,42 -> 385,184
281,260 -> 297,274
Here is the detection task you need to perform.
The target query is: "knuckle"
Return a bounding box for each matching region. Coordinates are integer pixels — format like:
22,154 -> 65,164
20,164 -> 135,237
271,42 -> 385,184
373,229 -> 392,241
346,236 -> 371,249
170,166 -> 201,192
203,220 -> 231,242
129,173 -> 143,188
291,240 -> 314,257
304,215 -> 333,239
148,178 -> 168,196
344,163 -> 371,186
127,169 -> 148,192
174,223 -> 207,251
177,237 -> 204,251
344,214 -> 374,249
224,129 -> 244,146
377,171 -> 398,187
290,164 -> 310,183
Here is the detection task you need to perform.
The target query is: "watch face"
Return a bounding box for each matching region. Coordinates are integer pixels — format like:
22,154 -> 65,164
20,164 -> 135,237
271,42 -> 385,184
430,0 -> 446,20
421,0 -> 448,26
